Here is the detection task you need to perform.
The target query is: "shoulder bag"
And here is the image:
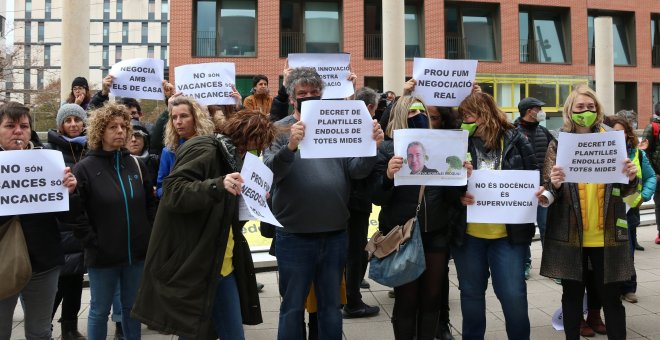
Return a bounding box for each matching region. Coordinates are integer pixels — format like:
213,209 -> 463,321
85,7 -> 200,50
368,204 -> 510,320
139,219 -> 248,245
0,217 -> 32,299
366,186 -> 426,287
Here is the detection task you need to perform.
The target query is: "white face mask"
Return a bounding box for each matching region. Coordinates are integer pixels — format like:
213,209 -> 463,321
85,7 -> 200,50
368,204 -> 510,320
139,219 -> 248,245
536,110 -> 546,122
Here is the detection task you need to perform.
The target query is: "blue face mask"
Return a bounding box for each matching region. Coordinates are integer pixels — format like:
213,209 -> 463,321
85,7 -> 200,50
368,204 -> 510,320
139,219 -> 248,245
407,114 -> 429,129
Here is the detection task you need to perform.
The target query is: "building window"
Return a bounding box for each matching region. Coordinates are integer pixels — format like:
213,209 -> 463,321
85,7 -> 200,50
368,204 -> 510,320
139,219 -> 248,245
122,22 -> 129,43
103,22 -> 109,44
161,22 -> 167,43
37,22 -> 44,43
445,2 -> 499,61
364,76 -> 384,93
103,0 -> 110,20
652,14 -> 660,67
588,11 -> 635,66
25,0 -> 32,20
363,0 -> 382,59
142,23 -> 148,44
102,69 -> 109,79
25,22 -> 31,44
44,45 -> 50,67
0,15 -> 4,38
519,6 -> 570,64
653,83 -> 660,109
161,45 -> 168,66
404,1 -> 423,59
148,45 -> 154,58
148,0 -> 155,20
614,82 -> 637,113
280,0 -> 341,57
37,70 -> 43,90
117,0 -> 123,20
24,45 -> 31,66
115,46 -> 122,63
162,0 -> 169,20
45,0 -> 51,19
193,0 -> 257,57
102,46 -> 109,67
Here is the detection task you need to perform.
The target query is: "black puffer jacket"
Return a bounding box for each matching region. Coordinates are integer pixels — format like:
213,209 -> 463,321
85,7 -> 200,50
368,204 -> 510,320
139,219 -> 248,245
73,149 -> 157,267
513,118 -> 553,170
455,128 -> 537,246
44,129 -> 88,167
372,139 -> 464,245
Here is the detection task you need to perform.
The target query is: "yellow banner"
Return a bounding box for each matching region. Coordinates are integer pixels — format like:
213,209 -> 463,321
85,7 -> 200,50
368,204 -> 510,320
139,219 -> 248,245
243,205 -> 381,249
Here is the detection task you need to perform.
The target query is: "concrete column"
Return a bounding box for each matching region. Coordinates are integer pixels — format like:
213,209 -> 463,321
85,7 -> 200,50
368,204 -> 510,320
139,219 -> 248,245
594,17 -> 614,115
60,0 -> 90,101
382,0 -> 405,96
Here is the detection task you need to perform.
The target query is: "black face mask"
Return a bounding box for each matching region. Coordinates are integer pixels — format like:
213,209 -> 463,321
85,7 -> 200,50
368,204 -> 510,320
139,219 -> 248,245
296,96 -> 322,112
407,114 -> 430,129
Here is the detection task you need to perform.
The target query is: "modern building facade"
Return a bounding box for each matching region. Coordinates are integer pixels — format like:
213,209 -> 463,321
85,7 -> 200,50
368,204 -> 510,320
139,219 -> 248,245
171,0 -> 660,129
10,0 -> 169,104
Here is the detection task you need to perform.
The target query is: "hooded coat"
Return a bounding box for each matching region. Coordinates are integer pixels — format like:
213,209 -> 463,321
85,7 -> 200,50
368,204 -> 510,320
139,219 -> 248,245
131,134 -> 262,339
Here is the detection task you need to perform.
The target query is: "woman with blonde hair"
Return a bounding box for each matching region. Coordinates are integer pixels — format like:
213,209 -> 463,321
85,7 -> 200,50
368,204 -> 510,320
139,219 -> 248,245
456,92 -> 537,339
156,96 -> 214,197
373,95 -> 468,339
539,86 -> 638,340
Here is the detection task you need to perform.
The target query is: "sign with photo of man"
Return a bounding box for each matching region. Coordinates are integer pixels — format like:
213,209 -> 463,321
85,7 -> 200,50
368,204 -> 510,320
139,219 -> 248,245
393,129 -> 469,186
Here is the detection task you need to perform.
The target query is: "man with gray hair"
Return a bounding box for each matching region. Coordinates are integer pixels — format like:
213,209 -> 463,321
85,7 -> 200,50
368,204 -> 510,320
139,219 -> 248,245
264,68 -> 384,339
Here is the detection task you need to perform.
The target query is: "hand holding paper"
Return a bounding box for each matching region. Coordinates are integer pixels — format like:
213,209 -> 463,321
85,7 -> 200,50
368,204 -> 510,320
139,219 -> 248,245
288,121 -> 305,151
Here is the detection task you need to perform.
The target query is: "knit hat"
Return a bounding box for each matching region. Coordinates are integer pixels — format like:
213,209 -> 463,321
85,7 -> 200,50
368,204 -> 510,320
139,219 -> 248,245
71,77 -> 89,90
56,104 -> 88,129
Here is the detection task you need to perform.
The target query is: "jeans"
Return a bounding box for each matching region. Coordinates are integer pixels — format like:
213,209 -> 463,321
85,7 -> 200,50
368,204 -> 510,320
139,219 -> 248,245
0,266 -> 61,340
87,262 -> 144,340
345,210 -> 370,308
179,273 -> 244,340
452,235 -> 530,340
276,229 -> 347,340
525,205 -> 547,265
562,248 -> 626,340
52,273 -> 84,322
112,283 -> 122,323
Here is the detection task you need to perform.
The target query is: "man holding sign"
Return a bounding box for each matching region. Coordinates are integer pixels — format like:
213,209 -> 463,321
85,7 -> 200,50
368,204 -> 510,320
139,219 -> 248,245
263,67 -> 383,340
538,86 -> 638,340
0,102 -> 81,340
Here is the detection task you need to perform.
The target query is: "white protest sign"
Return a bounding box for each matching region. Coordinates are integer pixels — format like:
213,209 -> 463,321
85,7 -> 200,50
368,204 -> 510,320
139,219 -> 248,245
551,293 -> 588,331
412,58 -> 478,106
0,150 -> 68,216
466,170 -> 539,224
288,53 -> 353,99
393,129 -> 469,186
109,58 -> 165,100
556,131 -> 627,184
239,153 -> 282,227
174,62 -> 236,106
299,100 -> 376,159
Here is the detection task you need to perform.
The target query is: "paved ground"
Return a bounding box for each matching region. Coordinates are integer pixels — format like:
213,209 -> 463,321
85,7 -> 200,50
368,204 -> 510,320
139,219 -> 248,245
10,225 -> 660,339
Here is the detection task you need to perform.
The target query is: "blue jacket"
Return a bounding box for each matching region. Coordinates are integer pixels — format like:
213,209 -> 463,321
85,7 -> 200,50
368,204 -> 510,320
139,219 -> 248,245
630,148 -> 657,202
156,140 -> 186,198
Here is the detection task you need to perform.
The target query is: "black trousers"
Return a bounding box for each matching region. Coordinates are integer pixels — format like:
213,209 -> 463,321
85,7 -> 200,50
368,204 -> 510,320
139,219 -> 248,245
52,273 -> 84,322
345,210 -> 370,308
561,247 -> 626,340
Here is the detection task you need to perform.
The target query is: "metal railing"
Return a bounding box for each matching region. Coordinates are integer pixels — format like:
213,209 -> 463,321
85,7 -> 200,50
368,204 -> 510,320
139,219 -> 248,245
280,32 -> 304,57
194,31 -> 217,57
365,34 -> 382,59
445,34 -> 467,59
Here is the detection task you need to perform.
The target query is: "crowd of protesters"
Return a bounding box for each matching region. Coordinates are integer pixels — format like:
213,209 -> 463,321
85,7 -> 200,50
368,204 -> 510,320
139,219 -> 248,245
0,64 -> 654,340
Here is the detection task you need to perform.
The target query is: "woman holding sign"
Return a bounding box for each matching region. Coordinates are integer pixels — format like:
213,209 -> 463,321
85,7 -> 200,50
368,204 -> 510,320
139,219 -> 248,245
156,96 -> 214,198
372,95 -> 467,339
0,102 -> 81,340
455,92 -> 537,340
539,86 -> 638,340
132,110 -> 272,339
73,103 -> 157,340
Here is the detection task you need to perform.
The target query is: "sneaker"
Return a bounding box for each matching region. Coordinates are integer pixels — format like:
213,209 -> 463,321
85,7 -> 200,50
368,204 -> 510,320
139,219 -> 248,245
359,279 -> 370,289
524,263 -> 532,280
388,290 -> 395,298
655,234 -> 660,244
256,282 -> 264,292
623,292 -> 638,303
580,319 -> 595,337
342,303 -> 380,319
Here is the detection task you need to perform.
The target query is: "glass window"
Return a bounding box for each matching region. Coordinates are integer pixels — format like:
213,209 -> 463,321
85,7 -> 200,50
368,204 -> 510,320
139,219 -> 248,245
528,83 -> 557,108
520,7 -> 568,63
363,0 -> 382,59
364,76 -> 384,93
103,0 -> 110,20
280,0 -> 304,56
45,0 -> 51,19
162,0 -> 169,19
103,22 -> 109,44
117,0 -> 123,20
161,45 -> 167,66
37,70 -> 43,90
195,1 -> 216,56
405,4 -> 421,58
148,0 -> 155,20
122,22 -> 129,43
0,16 -> 4,38
444,4 -> 499,61
115,46 -> 122,63
496,83 -> 524,109
161,22 -> 167,43
37,22 -> 44,43
305,2 -> 341,53
220,0 -> 256,56
653,15 -> 659,67
25,0 -> 31,19
25,21 -> 31,43
44,45 -> 50,66
142,22 -> 148,43
102,46 -> 109,66
148,46 -> 154,58
652,83 -> 660,109
588,13 -> 633,66
614,82 -> 637,113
